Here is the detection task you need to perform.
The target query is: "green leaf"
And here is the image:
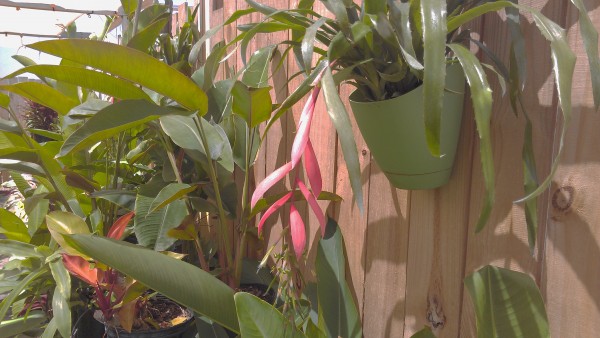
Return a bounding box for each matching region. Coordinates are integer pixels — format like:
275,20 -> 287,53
232,81 -> 273,128
410,327 -> 437,338
0,311 -> 46,338
0,92 -> 9,109
40,317 -> 58,338
148,183 -> 197,214
235,292 -> 306,338
514,5 -> 576,203
60,99 -> 189,156
128,18 -> 169,51
570,0 -> 600,110
28,39 -> 208,112
0,209 -> 31,243
5,65 -> 151,101
465,265 -> 549,338
90,190 -> 136,210
24,188 -> 50,236
302,17 -> 328,72
447,44 -> 495,233
134,178 -> 188,251
0,82 -> 78,115
46,211 -> 91,256
386,3 -> 423,70
65,234 -> 239,332
0,266 -> 48,322
321,67 -> 363,211
49,259 -> 71,338
421,0 -> 448,157
27,129 -> 63,141
0,239 -> 44,258
243,45 -> 277,88
447,1 -> 513,32
522,119 -> 539,253
316,218 -> 362,338
363,0 -> 386,15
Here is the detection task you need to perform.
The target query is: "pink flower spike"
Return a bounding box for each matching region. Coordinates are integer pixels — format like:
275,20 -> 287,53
251,162 -> 293,209
257,191 -> 294,234
107,211 -> 135,240
289,204 -> 306,259
290,86 -> 321,168
296,179 -> 327,236
304,139 -> 322,196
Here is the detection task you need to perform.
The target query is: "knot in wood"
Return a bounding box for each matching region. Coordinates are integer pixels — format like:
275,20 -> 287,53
552,185 -> 574,213
426,296 -> 446,329
361,149 -> 368,156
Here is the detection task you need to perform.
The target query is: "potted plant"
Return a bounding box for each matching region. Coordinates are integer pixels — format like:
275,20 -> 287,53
192,0 -> 600,247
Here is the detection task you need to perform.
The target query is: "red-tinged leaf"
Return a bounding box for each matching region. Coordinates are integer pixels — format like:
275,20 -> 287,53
107,212 -> 135,240
297,179 -> 327,236
257,192 -> 294,234
290,87 -> 320,168
118,300 -> 137,333
289,204 -> 306,259
304,139 -> 322,196
62,254 -> 97,285
251,162 -> 293,208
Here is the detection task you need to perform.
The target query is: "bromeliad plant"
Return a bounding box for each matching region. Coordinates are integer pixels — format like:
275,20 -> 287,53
192,0 -> 600,252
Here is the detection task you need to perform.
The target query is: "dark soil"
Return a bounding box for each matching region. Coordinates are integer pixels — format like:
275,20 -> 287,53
236,283 -> 277,304
133,297 -> 188,331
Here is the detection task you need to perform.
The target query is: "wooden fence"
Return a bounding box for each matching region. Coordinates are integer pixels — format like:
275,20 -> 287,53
200,0 -> 600,336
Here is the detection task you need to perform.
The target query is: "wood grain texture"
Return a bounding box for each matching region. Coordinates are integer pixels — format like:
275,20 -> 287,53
543,0 -> 600,336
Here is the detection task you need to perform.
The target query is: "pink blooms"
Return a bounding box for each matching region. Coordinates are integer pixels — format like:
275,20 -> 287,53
251,86 -> 326,259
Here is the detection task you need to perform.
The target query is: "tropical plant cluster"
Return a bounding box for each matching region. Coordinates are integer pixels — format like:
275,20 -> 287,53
0,0 -> 597,337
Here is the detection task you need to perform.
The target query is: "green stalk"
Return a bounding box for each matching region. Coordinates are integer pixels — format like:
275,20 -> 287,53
192,116 -> 233,278
6,106 -> 73,213
159,132 -> 195,214
233,125 -> 253,284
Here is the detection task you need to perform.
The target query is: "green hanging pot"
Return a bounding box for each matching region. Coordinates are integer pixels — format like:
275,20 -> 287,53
349,64 -> 466,190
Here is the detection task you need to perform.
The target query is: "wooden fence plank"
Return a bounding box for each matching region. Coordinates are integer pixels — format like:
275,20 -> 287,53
543,0 -> 600,336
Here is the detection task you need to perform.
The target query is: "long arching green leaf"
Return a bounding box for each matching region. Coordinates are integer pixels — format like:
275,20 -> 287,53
0,82 -> 78,115
0,266 -> 48,322
59,100 -> 189,156
5,65 -> 151,101
65,234 -> 239,333
447,44 -> 495,233
0,311 -> 46,338
28,39 -> 208,112
235,292 -> 307,338
49,259 -> 71,338
447,1 -> 513,32
465,266 -> 549,338
514,5 -> 576,203
302,17 -> 329,72
128,18 -> 169,51
322,67 -> 363,212
570,0 -> 600,110
421,0 -> 448,157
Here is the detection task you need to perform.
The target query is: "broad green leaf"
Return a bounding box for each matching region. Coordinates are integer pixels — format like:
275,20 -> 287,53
28,39 -> 208,112
24,188 -> 50,236
90,190 -> 136,210
0,239 -> 44,258
243,45 -> 277,88
60,100 -> 189,156
316,218 -> 362,338
161,115 -> 234,172
5,65 -> 151,101
40,317 -> 58,338
128,18 -> 169,51
148,183 -> 197,214
0,92 -> 9,109
203,42 -> 227,91
0,160 -> 45,176
235,292 -> 306,338
0,82 -> 78,115
231,81 -> 273,128
67,99 -> 111,119
421,0 -> 447,156
410,327 -> 437,338
514,5 -> 576,203
0,209 -> 31,243
46,211 -> 91,256
0,311 -> 46,338
0,266 -> 48,322
0,131 -> 28,149
27,129 -> 63,141
363,0 -> 386,15
49,259 -> 71,338
65,234 -> 239,332
321,67 -> 363,211
134,178 -> 188,251
465,265 -> 549,338
447,44 -> 495,233
570,0 -> 600,110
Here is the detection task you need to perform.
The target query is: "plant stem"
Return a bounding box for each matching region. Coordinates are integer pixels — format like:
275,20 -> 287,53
192,116 -> 233,280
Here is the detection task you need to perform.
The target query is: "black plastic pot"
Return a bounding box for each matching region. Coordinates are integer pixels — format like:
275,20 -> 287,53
104,315 -> 196,338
